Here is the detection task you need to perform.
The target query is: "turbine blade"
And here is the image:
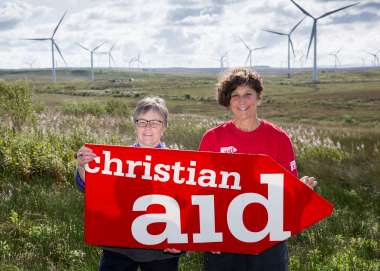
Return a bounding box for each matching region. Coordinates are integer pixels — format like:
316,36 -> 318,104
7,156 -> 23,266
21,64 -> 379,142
306,21 -> 316,59
77,43 -> 89,51
289,38 -> 296,57
110,54 -> 116,64
93,41 -> 106,52
22,38 -> 49,41
290,0 -> 314,18
110,44 -> 116,52
290,17 -> 305,34
54,41 -> 67,65
263,29 -> 286,36
254,46 -> 266,51
238,36 -> 251,51
52,10 -> 67,38
318,3 -> 359,20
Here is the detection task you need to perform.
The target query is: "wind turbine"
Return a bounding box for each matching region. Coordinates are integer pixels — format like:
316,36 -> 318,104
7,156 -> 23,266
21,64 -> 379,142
290,0 -> 359,82
135,53 -> 142,68
219,52 -> 228,71
128,54 -> 143,70
367,51 -> 379,66
24,59 -> 36,69
128,57 -> 136,70
329,48 -> 341,70
263,18 -> 304,78
238,36 -> 266,69
77,42 -> 105,80
295,48 -> 306,68
360,57 -> 366,67
23,11 -> 67,82
99,44 -> 116,68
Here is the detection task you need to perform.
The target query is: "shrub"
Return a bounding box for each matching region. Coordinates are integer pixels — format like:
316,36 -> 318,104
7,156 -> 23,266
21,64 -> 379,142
164,120 -> 212,150
62,102 -> 106,116
105,99 -> 130,116
62,100 -> 130,117
0,127 -> 95,183
0,80 -> 35,132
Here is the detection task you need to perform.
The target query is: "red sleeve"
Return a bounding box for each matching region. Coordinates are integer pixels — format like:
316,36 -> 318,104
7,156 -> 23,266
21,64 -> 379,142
278,132 -> 298,178
198,130 -> 217,152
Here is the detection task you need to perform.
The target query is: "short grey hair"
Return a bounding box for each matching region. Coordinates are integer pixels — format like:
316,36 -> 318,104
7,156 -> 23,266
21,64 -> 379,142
132,96 -> 169,127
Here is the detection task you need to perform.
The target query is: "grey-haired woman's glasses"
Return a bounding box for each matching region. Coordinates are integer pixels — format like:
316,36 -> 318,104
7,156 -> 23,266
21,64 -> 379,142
135,119 -> 163,128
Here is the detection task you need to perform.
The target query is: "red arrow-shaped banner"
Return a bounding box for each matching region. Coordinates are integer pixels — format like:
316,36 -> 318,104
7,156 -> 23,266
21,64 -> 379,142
84,144 -> 333,254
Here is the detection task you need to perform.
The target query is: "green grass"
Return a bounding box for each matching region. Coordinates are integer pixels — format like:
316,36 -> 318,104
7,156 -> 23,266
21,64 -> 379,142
19,68 -> 380,127
0,69 -> 379,270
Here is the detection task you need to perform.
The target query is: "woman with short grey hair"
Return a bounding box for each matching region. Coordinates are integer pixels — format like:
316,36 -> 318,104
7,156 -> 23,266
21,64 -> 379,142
74,96 -> 181,271
133,96 -> 168,128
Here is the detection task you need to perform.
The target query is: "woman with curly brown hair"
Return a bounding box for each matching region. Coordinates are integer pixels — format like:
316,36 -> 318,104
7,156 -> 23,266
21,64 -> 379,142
199,68 -> 317,271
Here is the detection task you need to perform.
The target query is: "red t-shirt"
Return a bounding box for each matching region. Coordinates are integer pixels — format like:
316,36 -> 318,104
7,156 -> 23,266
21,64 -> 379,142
199,120 -> 298,177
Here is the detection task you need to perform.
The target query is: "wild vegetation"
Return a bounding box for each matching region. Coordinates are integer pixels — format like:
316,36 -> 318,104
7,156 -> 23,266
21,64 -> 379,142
0,69 -> 379,270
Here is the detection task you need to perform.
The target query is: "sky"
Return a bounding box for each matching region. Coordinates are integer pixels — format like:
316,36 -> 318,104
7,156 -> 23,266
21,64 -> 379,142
0,0 -> 379,69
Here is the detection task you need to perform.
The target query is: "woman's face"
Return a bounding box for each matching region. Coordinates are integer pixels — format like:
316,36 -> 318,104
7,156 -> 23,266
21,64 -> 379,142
229,85 -> 261,121
135,110 -> 166,147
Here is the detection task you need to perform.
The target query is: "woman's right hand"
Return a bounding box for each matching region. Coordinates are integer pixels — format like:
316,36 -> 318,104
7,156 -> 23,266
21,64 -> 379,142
76,146 -> 97,180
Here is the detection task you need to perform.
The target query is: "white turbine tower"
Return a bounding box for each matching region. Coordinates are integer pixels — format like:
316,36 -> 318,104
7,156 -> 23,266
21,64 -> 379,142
238,36 -> 265,69
290,0 -> 359,82
329,48 -> 341,70
263,18 -> 304,78
23,11 -> 67,82
135,53 -> 142,68
219,52 -> 228,71
77,42 -> 105,80
128,57 -> 136,70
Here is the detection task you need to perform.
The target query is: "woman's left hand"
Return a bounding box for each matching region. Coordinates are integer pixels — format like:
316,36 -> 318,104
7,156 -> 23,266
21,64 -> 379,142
300,176 -> 318,190
164,248 -> 181,253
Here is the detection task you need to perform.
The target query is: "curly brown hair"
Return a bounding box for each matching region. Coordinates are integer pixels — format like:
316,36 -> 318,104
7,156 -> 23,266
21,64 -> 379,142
217,68 -> 264,107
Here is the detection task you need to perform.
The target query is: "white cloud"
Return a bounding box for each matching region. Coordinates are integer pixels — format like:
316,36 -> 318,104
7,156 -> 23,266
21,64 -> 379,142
0,0 -> 31,30
0,0 -> 378,68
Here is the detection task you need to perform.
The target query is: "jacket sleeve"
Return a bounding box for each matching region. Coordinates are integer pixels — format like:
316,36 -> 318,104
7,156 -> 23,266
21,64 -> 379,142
75,170 -> 85,192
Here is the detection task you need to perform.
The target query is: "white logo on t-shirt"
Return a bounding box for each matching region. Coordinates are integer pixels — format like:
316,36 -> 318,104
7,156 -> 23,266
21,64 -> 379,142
220,146 -> 237,153
290,160 -> 297,171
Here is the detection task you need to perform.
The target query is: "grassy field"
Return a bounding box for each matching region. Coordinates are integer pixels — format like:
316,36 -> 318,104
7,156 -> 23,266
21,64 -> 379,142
0,68 -> 379,270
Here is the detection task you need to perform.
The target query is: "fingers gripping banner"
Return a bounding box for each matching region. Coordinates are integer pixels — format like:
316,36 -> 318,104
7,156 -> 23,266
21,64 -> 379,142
84,144 -> 333,254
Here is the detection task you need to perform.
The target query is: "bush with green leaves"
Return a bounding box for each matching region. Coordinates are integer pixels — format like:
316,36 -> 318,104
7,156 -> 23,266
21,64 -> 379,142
0,80 -> 35,132
105,99 -> 130,116
62,99 -> 130,117
0,129 -> 78,183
